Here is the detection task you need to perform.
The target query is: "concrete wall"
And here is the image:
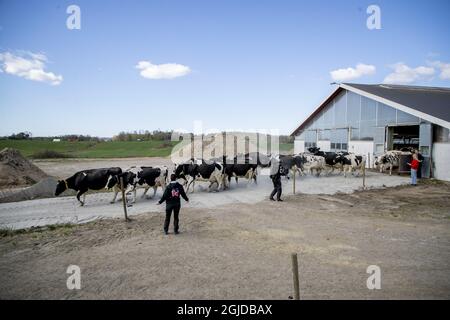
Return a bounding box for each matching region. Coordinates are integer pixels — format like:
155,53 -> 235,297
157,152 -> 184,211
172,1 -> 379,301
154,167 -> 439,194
294,140 -> 305,154
348,140 -> 374,168
317,140 -> 331,152
432,143 -> 450,181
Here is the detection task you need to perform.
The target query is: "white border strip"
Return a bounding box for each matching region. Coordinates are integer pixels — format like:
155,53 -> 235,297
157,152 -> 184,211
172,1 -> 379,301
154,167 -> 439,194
340,83 -> 450,129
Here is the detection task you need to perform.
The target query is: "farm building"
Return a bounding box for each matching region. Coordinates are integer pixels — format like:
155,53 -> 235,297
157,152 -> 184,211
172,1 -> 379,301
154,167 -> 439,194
291,83 -> 450,181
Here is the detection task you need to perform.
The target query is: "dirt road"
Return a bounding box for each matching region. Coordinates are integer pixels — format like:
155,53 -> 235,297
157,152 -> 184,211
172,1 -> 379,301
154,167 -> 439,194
0,171 -> 409,229
1,182 -> 449,299
32,157 -> 173,179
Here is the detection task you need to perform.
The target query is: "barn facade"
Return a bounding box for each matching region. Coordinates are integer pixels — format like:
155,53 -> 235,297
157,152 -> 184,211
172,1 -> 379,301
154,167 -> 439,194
291,83 -> 450,181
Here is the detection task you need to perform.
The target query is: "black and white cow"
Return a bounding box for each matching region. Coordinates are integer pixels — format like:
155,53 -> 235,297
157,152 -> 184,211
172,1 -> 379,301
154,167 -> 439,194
374,150 -> 411,175
55,167 -> 122,206
336,153 -> 366,177
106,166 -> 168,203
174,159 -> 224,192
275,154 -> 306,178
223,156 -> 258,187
307,147 -> 348,174
295,153 -> 326,176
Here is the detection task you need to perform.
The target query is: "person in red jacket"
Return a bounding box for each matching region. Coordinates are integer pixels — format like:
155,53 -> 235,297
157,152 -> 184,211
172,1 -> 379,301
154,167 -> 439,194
407,152 -> 421,186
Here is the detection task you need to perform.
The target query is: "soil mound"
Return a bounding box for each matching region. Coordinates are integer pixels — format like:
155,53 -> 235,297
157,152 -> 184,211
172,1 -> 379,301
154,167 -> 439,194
0,148 -> 48,187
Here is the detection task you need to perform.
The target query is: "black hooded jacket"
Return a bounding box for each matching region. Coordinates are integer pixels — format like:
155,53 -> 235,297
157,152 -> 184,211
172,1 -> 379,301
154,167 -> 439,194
158,181 -> 189,206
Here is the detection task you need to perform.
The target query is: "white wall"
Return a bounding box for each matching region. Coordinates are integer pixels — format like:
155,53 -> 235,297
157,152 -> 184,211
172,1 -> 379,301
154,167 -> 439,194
294,140 -> 305,154
432,143 -> 450,181
348,140 -> 374,168
317,140 -> 331,152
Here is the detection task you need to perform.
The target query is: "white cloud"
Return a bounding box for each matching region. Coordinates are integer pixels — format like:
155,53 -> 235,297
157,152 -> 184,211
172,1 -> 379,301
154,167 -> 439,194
428,61 -> 450,80
330,63 -> 376,82
0,51 -> 63,85
136,61 -> 191,79
383,63 -> 434,84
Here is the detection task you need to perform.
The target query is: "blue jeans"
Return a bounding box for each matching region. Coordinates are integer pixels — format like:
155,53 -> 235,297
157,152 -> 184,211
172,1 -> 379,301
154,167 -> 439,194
411,169 -> 417,185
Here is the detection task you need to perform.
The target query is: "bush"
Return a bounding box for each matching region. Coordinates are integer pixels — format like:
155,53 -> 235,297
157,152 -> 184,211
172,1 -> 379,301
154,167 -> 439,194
30,150 -> 70,159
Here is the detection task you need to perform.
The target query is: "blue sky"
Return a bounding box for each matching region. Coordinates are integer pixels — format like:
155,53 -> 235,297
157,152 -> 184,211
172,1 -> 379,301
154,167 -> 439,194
0,0 -> 449,137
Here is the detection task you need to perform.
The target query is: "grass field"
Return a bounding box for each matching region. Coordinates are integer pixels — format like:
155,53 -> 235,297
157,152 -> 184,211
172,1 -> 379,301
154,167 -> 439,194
0,140 -> 179,158
0,139 -> 294,159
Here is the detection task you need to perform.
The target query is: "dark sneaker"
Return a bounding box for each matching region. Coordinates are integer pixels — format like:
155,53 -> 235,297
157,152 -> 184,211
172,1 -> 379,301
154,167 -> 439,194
277,199 -> 283,202
270,198 -> 275,201
175,231 -> 180,235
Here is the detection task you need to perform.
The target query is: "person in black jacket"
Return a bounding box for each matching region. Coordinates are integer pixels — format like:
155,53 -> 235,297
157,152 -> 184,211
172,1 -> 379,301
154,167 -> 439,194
157,174 -> 189,235
269,157 -> 283,202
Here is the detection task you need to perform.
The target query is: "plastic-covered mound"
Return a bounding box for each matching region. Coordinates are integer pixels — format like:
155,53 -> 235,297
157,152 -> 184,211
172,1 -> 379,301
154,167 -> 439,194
0,148 -> 49,187
0,177 -> 74,203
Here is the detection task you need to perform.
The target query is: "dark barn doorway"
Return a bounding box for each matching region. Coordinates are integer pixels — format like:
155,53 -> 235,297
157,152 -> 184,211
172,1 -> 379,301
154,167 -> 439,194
388,125 -> 420,151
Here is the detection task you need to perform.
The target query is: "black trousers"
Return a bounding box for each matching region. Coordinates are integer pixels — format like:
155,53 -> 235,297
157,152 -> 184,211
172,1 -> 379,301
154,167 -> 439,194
164,203 -> 181,233
270,175 -> 282,200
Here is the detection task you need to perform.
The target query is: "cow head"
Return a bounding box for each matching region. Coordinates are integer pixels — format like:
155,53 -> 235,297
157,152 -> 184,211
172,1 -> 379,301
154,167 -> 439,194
307,147 -> 320,154
55,180 -> 68,196
174,164 -> 187,181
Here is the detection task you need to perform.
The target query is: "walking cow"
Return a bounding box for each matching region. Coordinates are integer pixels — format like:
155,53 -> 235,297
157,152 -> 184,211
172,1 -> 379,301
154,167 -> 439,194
55,167 -> 122,206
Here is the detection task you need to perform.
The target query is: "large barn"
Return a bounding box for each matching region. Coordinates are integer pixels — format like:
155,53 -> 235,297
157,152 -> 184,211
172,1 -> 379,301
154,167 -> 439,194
291,83 -> 450,181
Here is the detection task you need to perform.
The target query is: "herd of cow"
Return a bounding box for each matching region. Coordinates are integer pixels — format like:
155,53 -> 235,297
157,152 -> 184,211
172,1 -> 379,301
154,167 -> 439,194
54,147 -> 412,206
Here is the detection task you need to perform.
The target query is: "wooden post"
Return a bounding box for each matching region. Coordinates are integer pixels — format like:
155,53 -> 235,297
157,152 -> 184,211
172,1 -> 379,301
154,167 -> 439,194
291,253 -> 300,300
367,153 -> 371,169
120,176 -> 130,222
293,169 -> 296,195
362,161 -> 366,190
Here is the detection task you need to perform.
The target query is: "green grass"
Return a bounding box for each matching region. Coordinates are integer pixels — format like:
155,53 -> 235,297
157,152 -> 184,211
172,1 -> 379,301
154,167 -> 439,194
0,139 -> 293,159
0,140 -> 179,158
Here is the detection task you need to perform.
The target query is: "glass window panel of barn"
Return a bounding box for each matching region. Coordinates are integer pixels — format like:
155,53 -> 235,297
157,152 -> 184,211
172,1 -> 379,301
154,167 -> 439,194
347,91 -> 361,128
360,97 -> 377,140
397,110 -> 419,124
316,112 -> 325,130
323,103 -> 334,128
377,102 -> 396,126
334,91 -> 347,128
351,128 -> 360,140
319,129 -> 331,140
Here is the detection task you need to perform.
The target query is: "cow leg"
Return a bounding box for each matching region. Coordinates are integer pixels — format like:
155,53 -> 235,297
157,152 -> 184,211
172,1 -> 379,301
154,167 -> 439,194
77,189 -> 88,206
142,186 -> 150,198
186,178 -> 195,193
130,187 -> 137,203
110,185 -> 119,203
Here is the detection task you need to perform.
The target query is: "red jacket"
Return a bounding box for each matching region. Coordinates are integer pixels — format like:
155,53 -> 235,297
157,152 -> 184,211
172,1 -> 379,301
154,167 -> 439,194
410,159 -> 419,170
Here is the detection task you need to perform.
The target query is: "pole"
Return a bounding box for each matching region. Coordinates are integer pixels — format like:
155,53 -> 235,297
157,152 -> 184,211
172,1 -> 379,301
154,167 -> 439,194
362,161 -> 366,190
291,253 -> 300,300
293,168 -> 296,195
120,176 -> 130,222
